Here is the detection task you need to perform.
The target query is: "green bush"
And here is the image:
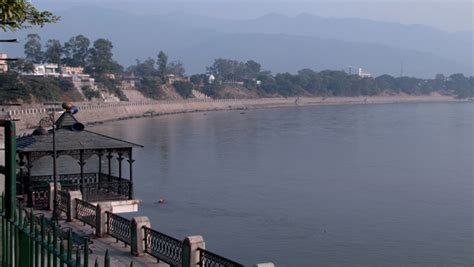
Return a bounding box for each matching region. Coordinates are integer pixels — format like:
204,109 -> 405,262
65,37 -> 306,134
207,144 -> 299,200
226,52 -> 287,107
136,77 -> 165,100
0,73 -> 82,103
173,81 -> 193,98
95,75 -> 128,101
82,86 -> 101,100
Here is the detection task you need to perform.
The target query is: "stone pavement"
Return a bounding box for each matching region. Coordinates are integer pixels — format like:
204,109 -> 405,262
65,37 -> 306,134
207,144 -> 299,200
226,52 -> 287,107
40,211 -> 169,267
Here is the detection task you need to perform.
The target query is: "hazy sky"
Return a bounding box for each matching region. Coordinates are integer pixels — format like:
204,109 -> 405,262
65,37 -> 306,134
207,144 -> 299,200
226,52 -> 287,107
34,0 -> 472,32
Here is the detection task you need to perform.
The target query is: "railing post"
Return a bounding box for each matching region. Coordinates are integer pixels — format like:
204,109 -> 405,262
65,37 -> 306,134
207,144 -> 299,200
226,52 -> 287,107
130,216 -> 150,256
48,182 -> 61,211
96,203 -> 112,237
182,236 -> 205,267
67,191 -> 82,222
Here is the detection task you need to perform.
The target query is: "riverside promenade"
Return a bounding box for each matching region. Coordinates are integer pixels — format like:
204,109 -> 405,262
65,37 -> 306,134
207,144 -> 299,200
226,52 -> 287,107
39,210 -> 165,267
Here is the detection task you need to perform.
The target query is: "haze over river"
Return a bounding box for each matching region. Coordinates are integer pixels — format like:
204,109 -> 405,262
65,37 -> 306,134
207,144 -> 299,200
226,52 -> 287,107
91,102 -> 473,266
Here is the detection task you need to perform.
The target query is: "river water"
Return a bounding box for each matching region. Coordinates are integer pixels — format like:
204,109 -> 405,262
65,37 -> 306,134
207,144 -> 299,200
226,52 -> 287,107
91,102 -> 473,266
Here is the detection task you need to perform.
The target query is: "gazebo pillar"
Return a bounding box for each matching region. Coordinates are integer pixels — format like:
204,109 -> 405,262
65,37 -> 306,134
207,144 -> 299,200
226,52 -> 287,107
117,152 -> 124,179
26,153 -> 33,207
97,151 -> 103,180
107,152 -> 113,192
117,152 -> 124,197
127,149 -> 135,199
78,150 -> 85,194
17,154 -> 25,196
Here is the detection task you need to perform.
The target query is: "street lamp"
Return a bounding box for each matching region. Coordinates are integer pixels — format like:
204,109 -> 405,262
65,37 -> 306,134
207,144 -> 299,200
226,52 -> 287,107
43,102 -> 61,221
34,102 -> 81,221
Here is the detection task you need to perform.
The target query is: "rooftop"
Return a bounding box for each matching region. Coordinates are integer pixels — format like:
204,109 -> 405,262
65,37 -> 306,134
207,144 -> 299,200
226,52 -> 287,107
17,111 -> 142,153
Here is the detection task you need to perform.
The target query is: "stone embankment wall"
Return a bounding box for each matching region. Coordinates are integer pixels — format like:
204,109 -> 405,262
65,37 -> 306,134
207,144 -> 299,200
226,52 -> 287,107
3,95 -> 456,132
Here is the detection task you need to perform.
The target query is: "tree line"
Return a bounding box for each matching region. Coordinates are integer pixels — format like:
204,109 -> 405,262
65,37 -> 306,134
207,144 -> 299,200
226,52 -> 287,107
8,34 -> 474,100
192,59 -> 473,99
18,33 -> 122,77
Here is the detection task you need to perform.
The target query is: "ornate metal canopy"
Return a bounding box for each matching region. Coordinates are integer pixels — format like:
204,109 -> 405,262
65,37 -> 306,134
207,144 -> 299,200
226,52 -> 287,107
17,111 -> 142,154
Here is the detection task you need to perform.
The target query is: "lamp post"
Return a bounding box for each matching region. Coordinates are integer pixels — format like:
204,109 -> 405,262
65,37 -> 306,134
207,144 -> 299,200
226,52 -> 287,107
44,102 -> 61,221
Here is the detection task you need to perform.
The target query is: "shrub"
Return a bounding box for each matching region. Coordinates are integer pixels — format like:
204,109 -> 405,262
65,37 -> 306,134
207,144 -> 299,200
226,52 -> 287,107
173,81 -> 193,98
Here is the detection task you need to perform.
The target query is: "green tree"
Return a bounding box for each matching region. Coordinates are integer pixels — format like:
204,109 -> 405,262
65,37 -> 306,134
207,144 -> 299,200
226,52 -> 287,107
207,58 -> 244,81
63,35 -> 90,67
82,85 -> 100,100
375,74 -> 398,93
244,60 -> 261,79
173,81 -> 193,98
137,76 -> 164,99
157,51 -> 168,78
87,38 -> 122,75
190,74 -> 207,86
447,73 -> 472,98
24,33 -> 43,63
43,39 -> 62,64
0,0 -> 59,31
7,58 -> 34,73
167,60 -> 185,77
127,58 -> 157,77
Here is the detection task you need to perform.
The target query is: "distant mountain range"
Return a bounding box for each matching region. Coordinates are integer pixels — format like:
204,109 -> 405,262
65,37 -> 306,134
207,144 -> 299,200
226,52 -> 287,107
1,6 -> 472,78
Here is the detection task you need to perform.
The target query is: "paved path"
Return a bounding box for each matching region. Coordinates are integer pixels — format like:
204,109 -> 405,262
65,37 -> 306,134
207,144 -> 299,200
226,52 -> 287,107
0,132 -> 4,193
39,211 -> 169,267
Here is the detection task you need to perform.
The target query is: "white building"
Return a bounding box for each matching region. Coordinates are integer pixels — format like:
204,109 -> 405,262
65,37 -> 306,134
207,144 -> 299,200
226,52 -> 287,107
0,53 -> 8,73
358,68 -> 372,78
208,74 -> 216,84
60,66 -> 84,75
33,63 -> 60,76
62,74 -> 96,90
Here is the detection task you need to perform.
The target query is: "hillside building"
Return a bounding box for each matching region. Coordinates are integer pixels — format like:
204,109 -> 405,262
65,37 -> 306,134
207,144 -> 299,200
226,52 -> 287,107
358,68 -> 372,78
33,63 -> 60,76
0,53 -> 8,73
60,66 -> 84,75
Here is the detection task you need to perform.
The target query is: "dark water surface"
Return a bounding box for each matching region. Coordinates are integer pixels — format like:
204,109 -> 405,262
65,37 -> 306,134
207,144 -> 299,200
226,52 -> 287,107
91,102 -> 473,266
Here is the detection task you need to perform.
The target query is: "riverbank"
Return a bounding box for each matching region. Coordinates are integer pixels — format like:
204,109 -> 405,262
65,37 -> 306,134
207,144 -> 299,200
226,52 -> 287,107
3,95 -> 461,133
0,95 -> 464,206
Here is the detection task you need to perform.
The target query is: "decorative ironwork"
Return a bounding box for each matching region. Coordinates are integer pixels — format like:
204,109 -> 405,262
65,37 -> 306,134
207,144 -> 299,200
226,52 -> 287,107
27,172 -> 131,207
30,173 -> 98,184
57,190 -> 69,214
197,248 -> 244,267
143,226 -> 183,266
106,211 -> 132,245
82,180 -> 131,202
76,198 -> 97,228
29,185 -> 50,209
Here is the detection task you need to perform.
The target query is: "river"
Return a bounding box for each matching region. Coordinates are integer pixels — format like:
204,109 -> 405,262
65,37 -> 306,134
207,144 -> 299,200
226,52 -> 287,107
90,102 -> 473,266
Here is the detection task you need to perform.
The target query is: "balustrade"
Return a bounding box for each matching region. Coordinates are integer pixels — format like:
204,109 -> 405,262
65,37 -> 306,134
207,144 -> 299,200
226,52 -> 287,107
76,198 -> 97,228
106,212 -> 132,245
143,226 -> 183,266
197,248 -> 244,267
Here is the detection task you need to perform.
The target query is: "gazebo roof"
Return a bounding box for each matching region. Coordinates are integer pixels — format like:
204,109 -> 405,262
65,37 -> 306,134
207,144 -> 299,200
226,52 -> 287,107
17,112 -> 142,153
